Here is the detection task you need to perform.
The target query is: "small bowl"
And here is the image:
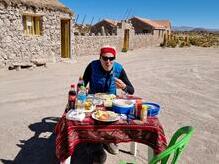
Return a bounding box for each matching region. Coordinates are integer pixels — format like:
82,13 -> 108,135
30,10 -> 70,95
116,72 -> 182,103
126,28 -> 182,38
143,102 -> 160,117
112,99 -> 135,114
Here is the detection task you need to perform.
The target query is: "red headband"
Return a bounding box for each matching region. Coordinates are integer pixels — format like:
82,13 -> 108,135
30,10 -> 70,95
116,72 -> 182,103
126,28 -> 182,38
100,47 -> 116,56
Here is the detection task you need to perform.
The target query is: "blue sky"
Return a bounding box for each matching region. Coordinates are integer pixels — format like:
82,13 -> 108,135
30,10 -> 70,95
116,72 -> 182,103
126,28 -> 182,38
60,0 -> 219,29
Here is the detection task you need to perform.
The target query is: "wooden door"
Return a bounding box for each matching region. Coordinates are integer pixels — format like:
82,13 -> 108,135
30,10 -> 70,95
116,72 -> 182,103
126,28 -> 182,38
61,20 -> 70,58
122,29 -> 129,52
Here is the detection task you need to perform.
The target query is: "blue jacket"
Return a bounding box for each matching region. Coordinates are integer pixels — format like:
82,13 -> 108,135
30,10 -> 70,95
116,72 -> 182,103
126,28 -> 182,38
89,60 -> 123,95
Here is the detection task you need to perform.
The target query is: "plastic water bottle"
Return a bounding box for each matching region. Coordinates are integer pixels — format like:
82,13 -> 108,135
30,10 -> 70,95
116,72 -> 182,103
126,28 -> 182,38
76,86 -> 87,109
77,86 -> 87,102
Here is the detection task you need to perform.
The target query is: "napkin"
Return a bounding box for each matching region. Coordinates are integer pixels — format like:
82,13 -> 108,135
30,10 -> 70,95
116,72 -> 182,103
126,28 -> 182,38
66,110 -> 85,121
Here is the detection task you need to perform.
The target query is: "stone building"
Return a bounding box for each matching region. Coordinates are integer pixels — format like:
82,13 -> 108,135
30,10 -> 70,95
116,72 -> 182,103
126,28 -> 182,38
90,19 -> 119,35
129,16 -> 166,36
0,0 -> 74,69
153,20 -> 171,35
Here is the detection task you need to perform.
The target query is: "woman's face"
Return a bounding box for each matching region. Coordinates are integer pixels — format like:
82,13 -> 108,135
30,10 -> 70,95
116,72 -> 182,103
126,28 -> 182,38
100,53 -> 115,71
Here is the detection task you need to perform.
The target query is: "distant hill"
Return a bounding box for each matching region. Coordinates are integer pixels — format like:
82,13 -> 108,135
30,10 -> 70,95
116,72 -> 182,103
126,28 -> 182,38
172,26 -> 194,31
172,26 -> 219,32
191,28 -> 208,32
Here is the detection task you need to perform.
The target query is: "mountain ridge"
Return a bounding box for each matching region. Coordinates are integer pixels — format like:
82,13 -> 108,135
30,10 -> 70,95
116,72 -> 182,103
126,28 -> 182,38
172,26 -> 219,32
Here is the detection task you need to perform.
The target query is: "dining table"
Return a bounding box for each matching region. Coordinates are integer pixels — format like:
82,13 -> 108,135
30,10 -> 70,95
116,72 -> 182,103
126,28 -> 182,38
55,105 -> 167,164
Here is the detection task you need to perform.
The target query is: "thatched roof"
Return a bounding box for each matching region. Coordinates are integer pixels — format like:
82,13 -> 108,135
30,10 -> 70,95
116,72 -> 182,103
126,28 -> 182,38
130,16 -> 166,30
153,20 -> 171,29
103,19 -> 118,27
93,19 -> 118,27
0,0 -> 73,15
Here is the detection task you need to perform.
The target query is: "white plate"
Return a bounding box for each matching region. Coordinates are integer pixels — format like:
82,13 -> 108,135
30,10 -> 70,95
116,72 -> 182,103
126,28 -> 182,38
92,111 -> 120,122
66,110 -> 85,121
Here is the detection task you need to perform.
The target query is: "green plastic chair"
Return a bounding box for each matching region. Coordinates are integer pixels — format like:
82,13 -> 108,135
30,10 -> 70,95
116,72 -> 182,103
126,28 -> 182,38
149,126 -> 194,164
119,160 -> 136,164
119,126 -> 194,164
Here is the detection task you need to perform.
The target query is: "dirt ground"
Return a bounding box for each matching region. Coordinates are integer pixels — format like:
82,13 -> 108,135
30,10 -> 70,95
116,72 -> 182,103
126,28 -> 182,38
0,47 -> 218,164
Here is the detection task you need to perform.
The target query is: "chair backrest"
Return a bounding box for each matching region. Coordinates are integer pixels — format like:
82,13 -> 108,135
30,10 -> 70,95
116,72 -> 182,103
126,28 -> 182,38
149,126 -> 194,164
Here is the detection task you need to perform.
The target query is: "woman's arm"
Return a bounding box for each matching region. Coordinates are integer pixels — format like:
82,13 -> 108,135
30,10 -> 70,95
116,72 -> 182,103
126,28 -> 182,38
82,63 -> 92,87
117,69 -> 134,95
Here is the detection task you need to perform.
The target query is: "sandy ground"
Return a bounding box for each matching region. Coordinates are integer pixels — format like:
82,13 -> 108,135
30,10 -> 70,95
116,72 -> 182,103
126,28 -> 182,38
0,47 -> 219,164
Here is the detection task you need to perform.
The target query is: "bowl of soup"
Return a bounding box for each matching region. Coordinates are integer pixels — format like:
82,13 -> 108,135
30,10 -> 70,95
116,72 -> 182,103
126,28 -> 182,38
112,99 -> 135,114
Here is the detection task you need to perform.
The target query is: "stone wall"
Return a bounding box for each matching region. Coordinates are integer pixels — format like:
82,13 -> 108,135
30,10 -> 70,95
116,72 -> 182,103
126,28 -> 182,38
129,33 -> 163,49
74,33 -> 162,56
0,2 -> 73,69
74,35 -> 123,56
74,21 -> 163,56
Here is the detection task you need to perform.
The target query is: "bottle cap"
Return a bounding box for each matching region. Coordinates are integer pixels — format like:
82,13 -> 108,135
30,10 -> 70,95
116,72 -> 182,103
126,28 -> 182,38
80,86 -> 86,90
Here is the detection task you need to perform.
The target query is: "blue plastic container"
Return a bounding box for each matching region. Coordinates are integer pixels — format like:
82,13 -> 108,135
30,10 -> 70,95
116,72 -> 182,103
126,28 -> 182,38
112,105 -> 134,114
112,99 -> 135,114
143,102 -> 160,117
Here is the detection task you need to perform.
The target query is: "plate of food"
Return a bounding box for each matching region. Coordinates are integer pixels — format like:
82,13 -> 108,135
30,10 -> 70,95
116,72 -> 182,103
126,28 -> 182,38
92,110 -> 120,122
94,93 -> 116,100
94,93 -> 116,107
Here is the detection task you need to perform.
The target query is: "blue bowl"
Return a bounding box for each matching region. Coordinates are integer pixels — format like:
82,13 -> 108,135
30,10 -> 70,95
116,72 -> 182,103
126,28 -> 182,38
143,102 -> 160,117
112,99 -> 135,114
112,105 -> 134,114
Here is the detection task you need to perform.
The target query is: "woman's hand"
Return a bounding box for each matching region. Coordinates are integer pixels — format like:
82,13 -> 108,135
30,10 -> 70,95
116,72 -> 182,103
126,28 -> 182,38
115,77 -> 126,90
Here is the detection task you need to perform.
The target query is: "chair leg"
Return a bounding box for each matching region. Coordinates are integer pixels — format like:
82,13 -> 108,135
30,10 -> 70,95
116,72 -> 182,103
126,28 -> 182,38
148,147 -> 154,162
130,142 -> 137,156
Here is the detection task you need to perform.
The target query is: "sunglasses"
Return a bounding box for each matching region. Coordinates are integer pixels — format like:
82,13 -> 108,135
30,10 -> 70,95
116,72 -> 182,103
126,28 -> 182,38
101,56 -> 115,61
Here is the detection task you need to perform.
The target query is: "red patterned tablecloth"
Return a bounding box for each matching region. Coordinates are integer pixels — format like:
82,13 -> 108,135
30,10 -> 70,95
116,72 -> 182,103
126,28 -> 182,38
55,112 -> 167,161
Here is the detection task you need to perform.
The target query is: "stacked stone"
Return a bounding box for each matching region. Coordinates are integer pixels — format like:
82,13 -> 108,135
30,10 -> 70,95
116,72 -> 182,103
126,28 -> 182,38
0,2 -> 73,69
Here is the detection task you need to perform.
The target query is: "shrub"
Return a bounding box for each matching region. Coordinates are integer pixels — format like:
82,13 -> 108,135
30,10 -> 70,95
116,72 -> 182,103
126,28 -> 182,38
166,40 -> 177,48
179,41 -> 190,47
179,41 -> 185,47
174,31 -> 219,47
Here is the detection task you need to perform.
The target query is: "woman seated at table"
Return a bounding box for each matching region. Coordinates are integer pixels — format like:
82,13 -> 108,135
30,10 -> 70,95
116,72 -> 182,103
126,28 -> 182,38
71,46 -> 134,164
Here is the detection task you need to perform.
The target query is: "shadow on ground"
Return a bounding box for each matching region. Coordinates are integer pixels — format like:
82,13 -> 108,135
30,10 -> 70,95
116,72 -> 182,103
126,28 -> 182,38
1,117 -> 60,164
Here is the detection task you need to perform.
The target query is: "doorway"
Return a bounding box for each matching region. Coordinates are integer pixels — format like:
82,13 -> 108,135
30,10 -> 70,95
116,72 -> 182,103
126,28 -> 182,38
61,19 -> 70,58
122,29 -> 129,52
